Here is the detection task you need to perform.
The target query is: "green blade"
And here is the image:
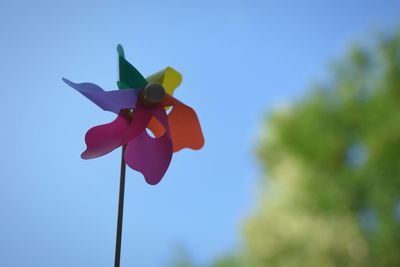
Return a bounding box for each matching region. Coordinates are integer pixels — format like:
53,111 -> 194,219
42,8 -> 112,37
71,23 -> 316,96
117,44 -> 148,90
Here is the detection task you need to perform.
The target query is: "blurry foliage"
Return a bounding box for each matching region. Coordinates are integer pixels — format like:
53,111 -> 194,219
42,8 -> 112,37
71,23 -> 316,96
242,29 -> 400,267
173,30 -> 400,267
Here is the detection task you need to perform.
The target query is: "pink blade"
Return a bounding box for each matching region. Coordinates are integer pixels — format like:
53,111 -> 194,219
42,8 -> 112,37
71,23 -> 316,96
82,102 -> 154,160
124,107 -> 173,185
81,111 -> 131,159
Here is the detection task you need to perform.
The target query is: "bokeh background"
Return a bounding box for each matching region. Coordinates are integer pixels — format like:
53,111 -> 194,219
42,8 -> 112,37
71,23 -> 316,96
0,0 -> 399,266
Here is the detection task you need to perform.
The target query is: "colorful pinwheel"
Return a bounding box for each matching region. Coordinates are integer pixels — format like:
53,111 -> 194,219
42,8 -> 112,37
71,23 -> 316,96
63,45 -> 204,185
64,45 -> 204,267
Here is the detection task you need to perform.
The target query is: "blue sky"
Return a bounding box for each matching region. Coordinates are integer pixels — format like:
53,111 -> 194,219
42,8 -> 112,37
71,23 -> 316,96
0,0 -> 398,266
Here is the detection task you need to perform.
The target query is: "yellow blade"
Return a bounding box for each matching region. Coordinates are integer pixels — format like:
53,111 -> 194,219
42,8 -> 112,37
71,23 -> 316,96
146,67 -> 182,96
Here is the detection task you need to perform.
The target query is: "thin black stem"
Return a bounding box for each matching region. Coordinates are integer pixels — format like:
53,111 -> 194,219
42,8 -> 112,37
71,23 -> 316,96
114,145 -> 127,267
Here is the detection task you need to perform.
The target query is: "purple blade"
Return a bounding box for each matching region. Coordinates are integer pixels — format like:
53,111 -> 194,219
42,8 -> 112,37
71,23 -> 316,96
124,106 -> 173,185
62,78 -> 140,114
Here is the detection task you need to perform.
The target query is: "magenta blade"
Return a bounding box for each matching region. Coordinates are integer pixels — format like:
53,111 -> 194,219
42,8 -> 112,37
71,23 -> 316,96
124,106 -> 173,185
82,102 -> 154,159
81,111 -> 131,159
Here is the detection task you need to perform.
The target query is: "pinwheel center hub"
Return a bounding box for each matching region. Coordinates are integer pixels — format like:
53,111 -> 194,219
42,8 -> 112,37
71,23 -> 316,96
141,82 -> 166,105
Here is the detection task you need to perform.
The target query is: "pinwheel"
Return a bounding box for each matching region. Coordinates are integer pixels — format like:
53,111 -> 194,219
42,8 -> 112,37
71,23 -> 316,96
63,45 -> 204,267
63,45 -> 204,184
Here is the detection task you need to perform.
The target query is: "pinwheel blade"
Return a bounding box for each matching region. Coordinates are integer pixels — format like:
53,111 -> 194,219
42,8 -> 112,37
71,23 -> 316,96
147,116 -> 166,138
117,45 -> 148,90
122,101 -> 154,144
146,67 -> 182,96
82,105 -> 153,159
124,107 -> 173,185
63,78 -> 140,114
81,111 -> 131,159
162,96 -> 204,152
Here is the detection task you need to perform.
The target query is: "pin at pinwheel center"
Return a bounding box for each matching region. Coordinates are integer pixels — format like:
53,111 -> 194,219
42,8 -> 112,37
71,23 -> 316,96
141,82 -> 166,105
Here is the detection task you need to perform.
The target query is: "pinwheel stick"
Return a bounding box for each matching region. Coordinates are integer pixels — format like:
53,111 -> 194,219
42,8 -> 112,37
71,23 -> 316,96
113,82 -> 167,267
114,144 -> 127,267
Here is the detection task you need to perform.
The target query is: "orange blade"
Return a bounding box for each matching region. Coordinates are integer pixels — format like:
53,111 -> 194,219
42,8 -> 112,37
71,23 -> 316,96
163,96 -> 204,152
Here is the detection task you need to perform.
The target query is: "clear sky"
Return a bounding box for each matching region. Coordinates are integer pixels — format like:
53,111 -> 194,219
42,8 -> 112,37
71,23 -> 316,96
0,0 -> 398,266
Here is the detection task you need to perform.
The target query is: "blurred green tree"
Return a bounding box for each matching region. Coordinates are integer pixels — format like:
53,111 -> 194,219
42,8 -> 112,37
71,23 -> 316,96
209,30 -> 400,267
241,29 -> 400,267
